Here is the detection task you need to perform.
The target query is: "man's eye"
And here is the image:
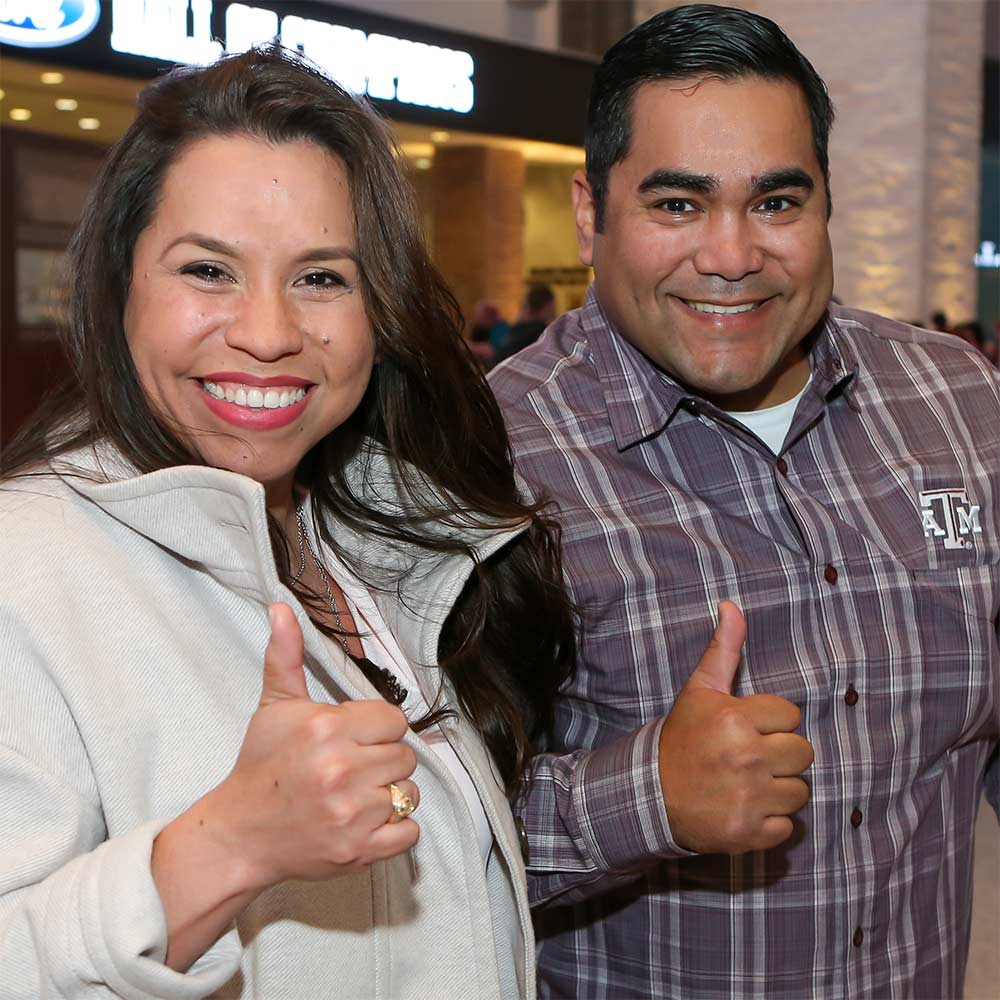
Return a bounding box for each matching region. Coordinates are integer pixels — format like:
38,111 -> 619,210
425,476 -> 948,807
180,263 -> 232,284
660,199 -> 695,213
758,196 -> 796,213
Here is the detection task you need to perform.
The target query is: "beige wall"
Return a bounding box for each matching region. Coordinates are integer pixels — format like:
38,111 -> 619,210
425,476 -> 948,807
431,145 -> 526,327
523,163 -> 591,313
633,0 -> 985,323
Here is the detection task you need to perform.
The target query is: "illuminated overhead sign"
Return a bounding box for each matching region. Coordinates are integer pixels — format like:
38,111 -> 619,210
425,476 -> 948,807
108,0 -> 475,114
0,0 -> 100,48
974,240 -> 1000,269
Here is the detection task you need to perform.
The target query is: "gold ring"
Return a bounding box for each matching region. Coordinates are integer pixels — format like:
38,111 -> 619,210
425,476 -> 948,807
389,782 -> 415,819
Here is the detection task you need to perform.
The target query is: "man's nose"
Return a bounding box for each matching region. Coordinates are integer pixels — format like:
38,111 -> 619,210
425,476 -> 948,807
692,213 -> 765,282
224,289 -> 304,361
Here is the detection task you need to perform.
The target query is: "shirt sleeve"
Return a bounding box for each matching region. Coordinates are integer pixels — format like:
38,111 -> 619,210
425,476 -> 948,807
0,745 -> 242,1000
516,718 -> 696,908
985,743 -> 999,821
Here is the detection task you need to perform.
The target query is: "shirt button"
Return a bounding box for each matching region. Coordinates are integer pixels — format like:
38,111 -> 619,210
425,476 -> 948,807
850,808 -> 863,828
845,684 -> 859,706
776,457 -> 788,476
514,817 -> 530,864
824,563 -> 838,584
852,927 -> 864,947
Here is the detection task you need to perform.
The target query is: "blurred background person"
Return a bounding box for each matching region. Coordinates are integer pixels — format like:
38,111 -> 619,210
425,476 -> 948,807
467,300 -> 509,369
930,309 -> 951,333
495,282 -> 558,364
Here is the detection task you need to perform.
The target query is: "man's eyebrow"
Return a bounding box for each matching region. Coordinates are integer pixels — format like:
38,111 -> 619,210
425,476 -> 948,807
162,233 -> 359,264
637,169 -> 719,195
750,169 -> 814,196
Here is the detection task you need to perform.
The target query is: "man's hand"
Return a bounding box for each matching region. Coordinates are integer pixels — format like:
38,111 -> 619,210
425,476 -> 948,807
658,601 -> 814,855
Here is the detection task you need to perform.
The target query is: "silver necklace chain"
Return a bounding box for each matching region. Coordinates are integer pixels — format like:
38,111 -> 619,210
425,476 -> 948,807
293,504 -> 351,656
291,505 -> 409,706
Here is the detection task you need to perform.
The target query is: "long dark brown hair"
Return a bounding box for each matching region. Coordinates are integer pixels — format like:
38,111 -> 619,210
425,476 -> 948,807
1,46 -> 574,795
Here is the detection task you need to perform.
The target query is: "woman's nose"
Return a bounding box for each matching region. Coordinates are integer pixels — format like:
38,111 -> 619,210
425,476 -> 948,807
224,290 -> 304,361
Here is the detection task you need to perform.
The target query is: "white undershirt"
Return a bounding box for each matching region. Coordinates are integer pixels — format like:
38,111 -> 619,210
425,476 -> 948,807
332,573 -> 494,869
722,376 -> 812,454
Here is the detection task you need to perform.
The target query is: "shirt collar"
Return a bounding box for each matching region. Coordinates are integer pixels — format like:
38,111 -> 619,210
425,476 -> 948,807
584,288 -> 859,451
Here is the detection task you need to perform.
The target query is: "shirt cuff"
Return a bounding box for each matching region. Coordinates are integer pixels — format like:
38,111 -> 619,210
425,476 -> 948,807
574,718 -> 697,870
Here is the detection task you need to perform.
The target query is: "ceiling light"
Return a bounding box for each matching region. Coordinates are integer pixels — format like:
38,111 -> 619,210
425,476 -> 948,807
9,108 -> 32,122
414,157 -> 432,170
78,117 -> 101,130
430,130 -> 450,143
0,89 -> 5,101
55,98 -> 79,111
41,72 -> 65,85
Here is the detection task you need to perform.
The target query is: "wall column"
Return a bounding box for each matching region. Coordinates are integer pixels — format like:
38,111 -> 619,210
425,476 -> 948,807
431,145 -> 525,331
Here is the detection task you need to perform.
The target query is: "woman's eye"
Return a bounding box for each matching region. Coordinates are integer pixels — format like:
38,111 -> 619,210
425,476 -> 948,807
297,271 -> 346,289
180,263 -> 232,284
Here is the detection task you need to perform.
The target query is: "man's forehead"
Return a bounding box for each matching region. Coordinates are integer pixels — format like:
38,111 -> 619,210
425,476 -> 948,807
628,73 -> 811,124
619,75 -> 817,176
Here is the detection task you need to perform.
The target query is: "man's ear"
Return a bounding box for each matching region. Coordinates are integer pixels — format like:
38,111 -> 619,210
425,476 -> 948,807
572,170 -> 597,267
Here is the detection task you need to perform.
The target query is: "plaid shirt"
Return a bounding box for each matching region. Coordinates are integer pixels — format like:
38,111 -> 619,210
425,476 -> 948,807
489,289 -> 1000,1000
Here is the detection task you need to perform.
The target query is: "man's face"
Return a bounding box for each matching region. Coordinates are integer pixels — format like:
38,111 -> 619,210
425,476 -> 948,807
574,75 -> 834,410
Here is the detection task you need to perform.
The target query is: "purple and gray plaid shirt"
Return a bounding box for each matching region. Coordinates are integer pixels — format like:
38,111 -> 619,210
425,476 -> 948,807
489,289 -> 1000,999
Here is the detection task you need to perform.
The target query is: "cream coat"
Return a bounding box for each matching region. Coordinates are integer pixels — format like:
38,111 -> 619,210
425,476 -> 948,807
0,445 -> 534,999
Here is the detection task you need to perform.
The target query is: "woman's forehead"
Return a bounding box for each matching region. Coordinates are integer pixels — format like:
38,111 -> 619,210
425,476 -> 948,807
144,135 -> 356,253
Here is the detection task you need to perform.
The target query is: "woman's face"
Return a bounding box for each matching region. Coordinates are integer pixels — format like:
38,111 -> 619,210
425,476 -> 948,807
124,134 -> 376,505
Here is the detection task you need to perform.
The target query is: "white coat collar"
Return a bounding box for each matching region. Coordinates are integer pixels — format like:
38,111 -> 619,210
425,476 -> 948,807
55,440 -> 527,673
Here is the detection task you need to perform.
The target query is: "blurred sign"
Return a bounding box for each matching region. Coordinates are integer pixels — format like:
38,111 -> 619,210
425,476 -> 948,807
974,241 -> 1000,269
108,0 -> 475,114
0,0 -> 100,47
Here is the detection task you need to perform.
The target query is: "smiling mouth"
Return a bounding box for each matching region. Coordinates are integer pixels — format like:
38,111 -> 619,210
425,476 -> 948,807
200,380 -> 309,410
678,297 -> 770,314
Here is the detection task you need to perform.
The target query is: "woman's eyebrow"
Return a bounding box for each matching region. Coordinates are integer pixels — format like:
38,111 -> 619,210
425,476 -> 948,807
161,234 -> 360,265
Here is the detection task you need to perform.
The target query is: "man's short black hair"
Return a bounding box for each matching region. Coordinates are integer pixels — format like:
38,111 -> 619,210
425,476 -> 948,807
586,3 -> 835,230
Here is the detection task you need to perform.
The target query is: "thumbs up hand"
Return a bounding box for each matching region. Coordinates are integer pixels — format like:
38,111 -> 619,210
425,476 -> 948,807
209,604 -> 420,890
657,601 -> 814,855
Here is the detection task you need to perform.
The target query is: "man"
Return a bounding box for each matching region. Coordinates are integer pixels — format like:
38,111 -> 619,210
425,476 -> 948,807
495,283 -> 558,364
489,5 -> 1000,998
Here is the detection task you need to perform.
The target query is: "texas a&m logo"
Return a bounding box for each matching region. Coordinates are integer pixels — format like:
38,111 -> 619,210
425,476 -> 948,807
919,488 -> 982,549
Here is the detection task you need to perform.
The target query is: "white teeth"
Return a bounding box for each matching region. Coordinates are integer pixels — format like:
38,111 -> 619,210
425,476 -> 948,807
687,300 -> 760,314
203,382 -> 307,410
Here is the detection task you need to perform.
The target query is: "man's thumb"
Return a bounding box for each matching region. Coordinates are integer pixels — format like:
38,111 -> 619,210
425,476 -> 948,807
260,603 -> 310,705
687,601 -> 746,694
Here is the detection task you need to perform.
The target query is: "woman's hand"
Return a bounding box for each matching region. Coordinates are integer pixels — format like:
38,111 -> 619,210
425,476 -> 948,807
151,602 -> 418,971
214,602 -> 420,884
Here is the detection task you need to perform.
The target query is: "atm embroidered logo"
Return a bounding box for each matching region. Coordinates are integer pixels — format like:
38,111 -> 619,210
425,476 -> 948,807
0,1 -> 100,48
919,488 -> 982,550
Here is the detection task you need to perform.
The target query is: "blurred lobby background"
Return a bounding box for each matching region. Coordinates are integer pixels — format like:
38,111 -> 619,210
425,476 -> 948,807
0,1 -> 997,991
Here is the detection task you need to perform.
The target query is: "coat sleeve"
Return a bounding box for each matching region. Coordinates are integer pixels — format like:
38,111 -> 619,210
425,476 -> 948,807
515,718 -> 696,908
0,626 -> 242,999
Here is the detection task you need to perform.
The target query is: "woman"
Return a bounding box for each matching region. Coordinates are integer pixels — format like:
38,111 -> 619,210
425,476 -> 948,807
0,47 -> 573,999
